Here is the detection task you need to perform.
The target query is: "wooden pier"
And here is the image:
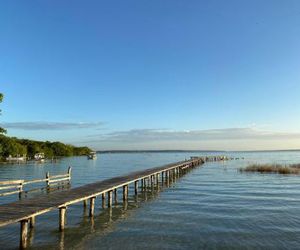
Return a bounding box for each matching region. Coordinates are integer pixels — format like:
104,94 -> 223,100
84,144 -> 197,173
0,156 -> 227,249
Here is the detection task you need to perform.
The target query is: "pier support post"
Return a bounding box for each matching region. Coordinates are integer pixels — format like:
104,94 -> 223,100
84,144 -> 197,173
89,197 -> 95,217
83,200 -> 87,208
161,171 -> 164,182
20,219 -> 28,249
59,207 -> 67,231
123,185 -> 128,201
108,191 -> 112,207
134,181 -> 138,195
114,189 -> 117,203
102,193 -> 106,208
156,173 -> 159,186
29,216 -> 35,228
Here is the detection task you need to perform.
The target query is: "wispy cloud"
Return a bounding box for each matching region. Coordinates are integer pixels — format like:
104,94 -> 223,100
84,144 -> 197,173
1,121 -> 104,130
87,127 -> 300,142
81,127 -> 300,150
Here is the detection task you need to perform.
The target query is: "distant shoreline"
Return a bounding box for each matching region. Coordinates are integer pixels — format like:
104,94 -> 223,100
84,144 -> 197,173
97,149 -> 300,154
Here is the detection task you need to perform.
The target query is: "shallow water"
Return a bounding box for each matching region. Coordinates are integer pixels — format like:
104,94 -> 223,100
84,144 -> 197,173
1,151 -> 300,249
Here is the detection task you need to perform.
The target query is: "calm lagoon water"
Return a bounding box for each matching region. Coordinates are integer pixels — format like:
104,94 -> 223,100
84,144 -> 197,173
1,151 -> 300,249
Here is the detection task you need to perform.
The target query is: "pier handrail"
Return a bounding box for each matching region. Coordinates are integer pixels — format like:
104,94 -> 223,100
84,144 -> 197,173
0,166 -> 72,198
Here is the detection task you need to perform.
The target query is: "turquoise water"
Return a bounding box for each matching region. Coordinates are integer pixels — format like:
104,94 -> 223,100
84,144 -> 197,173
1,151 -> 300,249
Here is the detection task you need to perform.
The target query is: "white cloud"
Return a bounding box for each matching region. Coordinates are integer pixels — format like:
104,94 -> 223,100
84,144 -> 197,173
0,121 -> 104,130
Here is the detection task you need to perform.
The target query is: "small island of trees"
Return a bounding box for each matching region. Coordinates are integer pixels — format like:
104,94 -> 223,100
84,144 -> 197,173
0,93 -> 92,161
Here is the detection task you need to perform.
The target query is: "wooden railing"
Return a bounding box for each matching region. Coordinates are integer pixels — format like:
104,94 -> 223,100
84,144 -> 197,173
0,167 -> 72,198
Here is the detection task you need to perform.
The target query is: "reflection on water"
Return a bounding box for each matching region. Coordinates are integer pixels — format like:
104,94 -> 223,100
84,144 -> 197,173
1,151 -> 300,249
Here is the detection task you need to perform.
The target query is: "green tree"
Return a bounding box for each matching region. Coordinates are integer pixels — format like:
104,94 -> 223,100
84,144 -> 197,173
0,93 -> 7,134
0,136 -> 27,157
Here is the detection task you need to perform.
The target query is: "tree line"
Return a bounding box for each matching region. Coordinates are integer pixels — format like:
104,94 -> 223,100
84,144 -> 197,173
0,93 -> 92,161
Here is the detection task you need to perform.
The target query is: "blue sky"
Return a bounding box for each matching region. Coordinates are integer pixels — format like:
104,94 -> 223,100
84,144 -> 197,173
1,0 -> 300,150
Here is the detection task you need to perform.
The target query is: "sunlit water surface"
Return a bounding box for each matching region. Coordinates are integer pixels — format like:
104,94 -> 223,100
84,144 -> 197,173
1,151 -> 300,249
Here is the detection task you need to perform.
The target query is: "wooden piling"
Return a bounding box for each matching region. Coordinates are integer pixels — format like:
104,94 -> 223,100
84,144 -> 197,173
83,200 -> 87,207
29,216 -> 35,228
108,191 -> 112,207
20,219 -> 28,249
123,185 -> 128,201
102,193 -> 106,208
89,197 -> 95,217
59,207 -> 66,231
134,181 -> 138,195
113,189 -> 117,202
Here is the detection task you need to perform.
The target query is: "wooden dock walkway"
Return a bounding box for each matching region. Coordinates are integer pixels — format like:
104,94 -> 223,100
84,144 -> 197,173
0,155 -> 228,249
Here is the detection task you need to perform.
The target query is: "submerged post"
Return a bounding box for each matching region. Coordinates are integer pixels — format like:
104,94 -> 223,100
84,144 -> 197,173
59,207 -> 67,231
20,219 -> 28,249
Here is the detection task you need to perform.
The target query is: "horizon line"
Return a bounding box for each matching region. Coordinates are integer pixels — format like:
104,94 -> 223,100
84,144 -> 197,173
96,149 -> 300,153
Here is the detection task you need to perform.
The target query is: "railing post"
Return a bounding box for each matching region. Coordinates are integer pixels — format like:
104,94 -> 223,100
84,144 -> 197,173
46,172 -> 50,187
20,219 -> 29,249
68,167 -> 72,184
19,181 -> 23,199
